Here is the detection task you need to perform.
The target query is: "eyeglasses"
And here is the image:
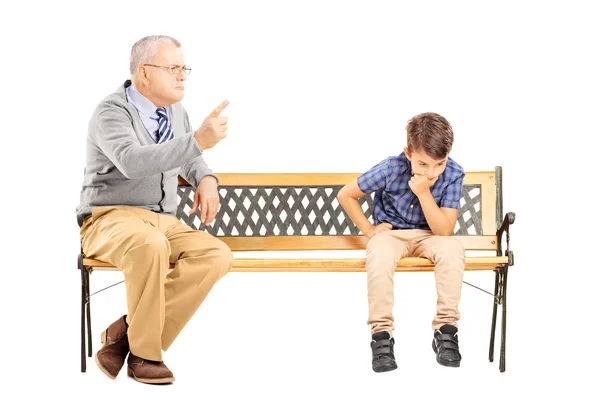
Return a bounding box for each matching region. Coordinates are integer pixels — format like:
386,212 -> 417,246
143,64 -> 192,76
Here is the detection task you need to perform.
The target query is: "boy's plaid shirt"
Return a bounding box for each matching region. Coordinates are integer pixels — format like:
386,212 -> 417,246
357,152 -> 465,230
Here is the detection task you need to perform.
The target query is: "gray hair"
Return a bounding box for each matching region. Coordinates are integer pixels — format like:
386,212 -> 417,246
129,35 -> 181,75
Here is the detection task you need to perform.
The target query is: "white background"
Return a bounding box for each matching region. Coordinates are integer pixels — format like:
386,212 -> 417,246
1,0 -> 599,398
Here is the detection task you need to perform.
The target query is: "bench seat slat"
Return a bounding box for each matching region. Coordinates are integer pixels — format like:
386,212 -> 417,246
83,256 -> 508,272
219,236 -> 499,252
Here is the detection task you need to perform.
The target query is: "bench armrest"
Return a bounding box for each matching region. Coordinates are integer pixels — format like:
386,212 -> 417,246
496,212 -> 515,266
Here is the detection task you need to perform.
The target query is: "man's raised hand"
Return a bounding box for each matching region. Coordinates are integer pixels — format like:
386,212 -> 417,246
194,100 -> 229,150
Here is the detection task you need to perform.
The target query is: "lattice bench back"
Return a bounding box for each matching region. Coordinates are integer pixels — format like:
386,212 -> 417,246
177,169 -> 502,252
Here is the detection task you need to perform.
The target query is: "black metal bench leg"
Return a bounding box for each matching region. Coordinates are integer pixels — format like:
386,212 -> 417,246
86,270 -> 92,357
500,266 -> 508,372
489,270 -> 500,362
80,265 -> 88,372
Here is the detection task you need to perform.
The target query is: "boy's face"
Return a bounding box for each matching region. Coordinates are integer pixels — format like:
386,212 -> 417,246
404,147 -> 448,180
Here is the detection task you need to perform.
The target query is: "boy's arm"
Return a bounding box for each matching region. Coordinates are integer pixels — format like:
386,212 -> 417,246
410,174 -> 461,236
337,179 -> 392,239
418,193 -> 458,236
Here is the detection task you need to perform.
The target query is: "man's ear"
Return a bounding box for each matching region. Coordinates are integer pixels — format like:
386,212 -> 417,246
138,65 -> 149,83
404,147 -> 411,160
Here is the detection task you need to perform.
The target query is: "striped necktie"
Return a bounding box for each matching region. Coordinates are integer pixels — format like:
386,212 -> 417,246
155,107 -> 174,143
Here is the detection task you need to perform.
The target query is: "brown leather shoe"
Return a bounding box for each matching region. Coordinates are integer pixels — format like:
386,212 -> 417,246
127,353 -> 175,384
94,315 -> 129,379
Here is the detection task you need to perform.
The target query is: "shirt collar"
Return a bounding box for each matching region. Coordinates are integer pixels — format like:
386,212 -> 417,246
399,151 -> 413,175
126,83 -> 160,116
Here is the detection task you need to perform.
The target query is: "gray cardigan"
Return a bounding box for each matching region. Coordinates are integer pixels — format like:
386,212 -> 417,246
76,80 -> 216,226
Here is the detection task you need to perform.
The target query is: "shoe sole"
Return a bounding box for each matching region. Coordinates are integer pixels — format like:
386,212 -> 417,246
432,341 -> 460,368
373,364 -> 398,373
94,352 -> 118,379
127,367 -> 175,384
94,330 -> 118,379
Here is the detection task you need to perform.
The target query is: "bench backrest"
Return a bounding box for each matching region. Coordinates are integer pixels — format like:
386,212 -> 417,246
177,167 -> 503,252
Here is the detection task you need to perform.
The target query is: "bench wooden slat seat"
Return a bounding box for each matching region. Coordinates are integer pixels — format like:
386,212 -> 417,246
83,256 -> 509,272
78,167 -> 515,373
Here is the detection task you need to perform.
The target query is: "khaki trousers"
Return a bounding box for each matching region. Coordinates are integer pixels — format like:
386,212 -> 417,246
80,206 -> 232,361
365,229 -> 465,335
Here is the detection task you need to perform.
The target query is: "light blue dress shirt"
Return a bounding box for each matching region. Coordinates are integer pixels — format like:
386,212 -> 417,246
125,84 -> 168,143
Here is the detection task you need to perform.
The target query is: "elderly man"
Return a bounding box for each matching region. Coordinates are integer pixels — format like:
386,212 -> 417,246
76,35 -> 233,384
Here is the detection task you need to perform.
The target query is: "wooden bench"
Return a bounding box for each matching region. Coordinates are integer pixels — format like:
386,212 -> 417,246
78,167 -> 515,372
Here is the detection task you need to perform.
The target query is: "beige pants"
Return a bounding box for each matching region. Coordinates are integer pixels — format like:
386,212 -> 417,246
80,206 -> 232,361
365,229 -> 465,335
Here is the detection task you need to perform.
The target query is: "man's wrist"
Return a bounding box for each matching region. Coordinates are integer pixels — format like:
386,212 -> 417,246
194,130 -> 207,151
200,175 -> 218,183
195,138 -> 207,151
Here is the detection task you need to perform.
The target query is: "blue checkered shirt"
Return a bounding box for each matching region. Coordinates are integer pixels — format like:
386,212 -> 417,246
357,152 -> 465,230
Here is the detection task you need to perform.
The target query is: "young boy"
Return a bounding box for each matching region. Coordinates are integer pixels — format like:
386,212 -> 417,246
337,112 -> 466,372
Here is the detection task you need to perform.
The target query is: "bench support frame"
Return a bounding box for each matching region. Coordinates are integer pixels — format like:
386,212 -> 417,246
78,254 -> 92,373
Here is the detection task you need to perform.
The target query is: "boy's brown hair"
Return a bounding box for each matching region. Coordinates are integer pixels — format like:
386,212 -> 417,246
406,112 -> 454,159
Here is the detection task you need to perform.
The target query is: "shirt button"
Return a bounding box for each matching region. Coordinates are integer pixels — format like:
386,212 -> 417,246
410,205 -> 414,208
